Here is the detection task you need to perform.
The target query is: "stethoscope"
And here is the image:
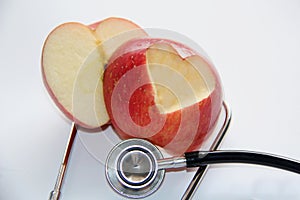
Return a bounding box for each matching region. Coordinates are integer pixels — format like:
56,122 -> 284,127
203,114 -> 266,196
49,102 -> 300,200
105,139 -> 300,199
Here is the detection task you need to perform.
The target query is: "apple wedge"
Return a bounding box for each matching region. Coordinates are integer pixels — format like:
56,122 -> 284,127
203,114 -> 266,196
42,17 -> 147,129
103,38 -> 223,154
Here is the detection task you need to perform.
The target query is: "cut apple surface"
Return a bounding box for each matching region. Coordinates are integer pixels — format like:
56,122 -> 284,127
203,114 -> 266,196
103,38 -> 223,154
42,17 -> 147,129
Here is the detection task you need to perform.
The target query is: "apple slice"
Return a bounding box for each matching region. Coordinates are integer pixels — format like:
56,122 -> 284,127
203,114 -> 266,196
42,17 -> 147,129
94,17 -> 147,60
103,38 -> 223,154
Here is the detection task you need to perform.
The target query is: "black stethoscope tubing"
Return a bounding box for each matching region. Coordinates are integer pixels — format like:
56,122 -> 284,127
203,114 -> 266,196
183,150 -> 300,174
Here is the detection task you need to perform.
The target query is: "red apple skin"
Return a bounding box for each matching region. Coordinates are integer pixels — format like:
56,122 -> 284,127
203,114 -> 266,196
89,21 -> 101,30
103,38 -> 223,154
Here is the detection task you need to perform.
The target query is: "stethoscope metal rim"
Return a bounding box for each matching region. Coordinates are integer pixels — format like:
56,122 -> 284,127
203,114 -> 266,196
105,138 -> 165,199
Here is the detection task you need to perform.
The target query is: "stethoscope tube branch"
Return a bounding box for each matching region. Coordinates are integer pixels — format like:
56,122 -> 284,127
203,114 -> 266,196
185,151 -> 300,174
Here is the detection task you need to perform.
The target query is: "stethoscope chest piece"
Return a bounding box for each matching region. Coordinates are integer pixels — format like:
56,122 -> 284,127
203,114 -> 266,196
105,139 -> 165,199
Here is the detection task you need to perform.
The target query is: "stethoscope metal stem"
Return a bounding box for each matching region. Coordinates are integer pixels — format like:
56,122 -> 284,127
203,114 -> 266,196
182,101 -> 232,200
49,122 -> 77,200
157,156 -> 186,170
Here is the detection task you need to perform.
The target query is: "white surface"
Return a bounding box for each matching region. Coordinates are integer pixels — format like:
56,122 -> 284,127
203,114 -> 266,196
1,0 -> 300,200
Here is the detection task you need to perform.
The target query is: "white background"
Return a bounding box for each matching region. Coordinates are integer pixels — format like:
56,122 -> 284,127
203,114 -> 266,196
1,0 -> 300,199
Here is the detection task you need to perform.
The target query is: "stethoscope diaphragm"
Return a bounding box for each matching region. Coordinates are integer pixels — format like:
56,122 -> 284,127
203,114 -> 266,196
105,139 -> 165,199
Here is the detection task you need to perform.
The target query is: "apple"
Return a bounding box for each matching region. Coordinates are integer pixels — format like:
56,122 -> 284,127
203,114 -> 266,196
41,17 -> 147,129
103,38 -> 223,154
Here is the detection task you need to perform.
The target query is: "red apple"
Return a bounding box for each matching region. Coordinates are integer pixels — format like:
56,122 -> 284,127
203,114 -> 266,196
41,17 -> 147,129
103,38 -> 223,154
